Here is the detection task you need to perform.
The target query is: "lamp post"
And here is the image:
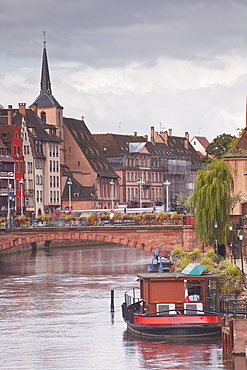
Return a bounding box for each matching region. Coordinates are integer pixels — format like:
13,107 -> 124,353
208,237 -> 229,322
214,220 -> 218,255
110,179 -> 114,210
19,178 -> 24,216
7,172 -> 14,229
137,178 -> 145,212
229,221 -> 233,263
238,230 -> 244,286
67,178 -> 72,210
163,180 -> 171,212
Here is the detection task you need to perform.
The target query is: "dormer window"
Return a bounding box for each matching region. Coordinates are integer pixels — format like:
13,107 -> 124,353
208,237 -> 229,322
41,112 -> 46,123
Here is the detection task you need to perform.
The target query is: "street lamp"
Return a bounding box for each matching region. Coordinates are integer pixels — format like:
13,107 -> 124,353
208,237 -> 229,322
19,178 -> 24,216
110,179 -> 114,210
67,178 -> 72,210
7,172 -> 14,228
137,178 -> 145,212
229,221 -> 234,263
214,220 -> 218,255
163,180 -> 171,212
238,230 -> 244,286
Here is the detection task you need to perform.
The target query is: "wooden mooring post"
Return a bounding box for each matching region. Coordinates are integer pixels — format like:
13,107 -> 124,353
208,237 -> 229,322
222,315 -> 247,357
222,316 -> 233,359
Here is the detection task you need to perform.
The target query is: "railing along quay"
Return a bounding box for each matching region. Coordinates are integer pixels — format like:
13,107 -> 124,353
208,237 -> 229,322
220,296 -> 247,357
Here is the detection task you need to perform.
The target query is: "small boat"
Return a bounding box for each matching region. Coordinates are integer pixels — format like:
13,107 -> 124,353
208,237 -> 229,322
122,252 -> 222,338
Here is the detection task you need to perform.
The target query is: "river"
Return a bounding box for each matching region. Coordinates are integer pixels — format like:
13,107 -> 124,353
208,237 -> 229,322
0,244 -> 246,370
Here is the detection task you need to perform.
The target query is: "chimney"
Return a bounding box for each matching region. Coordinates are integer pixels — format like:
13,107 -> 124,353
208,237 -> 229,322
133,131 -> 137,136
150,126 -> 155,142
168,128 -> 172,136
32,103 -> 38,114
184,132 -> 189,150
8,105 -> 12,125
144,135 -> 148,141
161,131 -> 168,144
18,103 -> 26,118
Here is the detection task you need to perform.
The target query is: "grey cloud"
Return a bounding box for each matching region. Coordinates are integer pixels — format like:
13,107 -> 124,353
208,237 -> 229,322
1,0 -> 247,67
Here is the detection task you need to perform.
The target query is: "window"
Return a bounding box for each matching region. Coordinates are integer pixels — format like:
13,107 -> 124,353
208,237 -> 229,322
49,145 -> 52,156
50,191 -> 52,203
36,175 -> 39,185
37,190 -> 39,202
50,176 -> 52,187
56,146 -> 58,157
14,146 -> 17,155
40,190 -> 43,202
57,191 -> 59,203
41,112 -> 46,123
57,176 -> 59,187
78,161 -> 80,167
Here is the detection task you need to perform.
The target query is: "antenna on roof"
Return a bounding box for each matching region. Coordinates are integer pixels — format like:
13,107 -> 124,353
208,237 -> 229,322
118,122 -> 122,133
198,127 -> 202,135
43,30 -> 46,48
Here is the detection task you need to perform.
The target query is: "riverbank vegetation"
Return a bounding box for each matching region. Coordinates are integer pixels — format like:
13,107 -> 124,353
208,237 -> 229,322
171,246 -> 243,295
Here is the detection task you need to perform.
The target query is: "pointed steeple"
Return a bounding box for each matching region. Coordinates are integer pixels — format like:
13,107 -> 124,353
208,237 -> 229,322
40,31 -> 52,95
30,32 -> 63,109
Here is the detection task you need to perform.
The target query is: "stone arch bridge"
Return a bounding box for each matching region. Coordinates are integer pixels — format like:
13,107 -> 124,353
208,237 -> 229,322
0,225 -> 197,254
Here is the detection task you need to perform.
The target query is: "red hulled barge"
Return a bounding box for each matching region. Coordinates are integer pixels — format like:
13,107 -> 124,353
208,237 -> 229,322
122,252 -> 222,338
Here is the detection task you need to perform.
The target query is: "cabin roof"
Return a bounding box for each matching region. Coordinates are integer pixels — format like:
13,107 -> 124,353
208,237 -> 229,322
137,272 -> 220,280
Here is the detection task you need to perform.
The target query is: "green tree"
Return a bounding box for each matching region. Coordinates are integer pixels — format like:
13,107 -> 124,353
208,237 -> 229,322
190,159 -> 233,246
203,133 -> 237,163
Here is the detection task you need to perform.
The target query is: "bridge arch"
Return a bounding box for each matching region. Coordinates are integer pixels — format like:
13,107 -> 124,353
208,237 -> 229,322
0,226 -> 197,254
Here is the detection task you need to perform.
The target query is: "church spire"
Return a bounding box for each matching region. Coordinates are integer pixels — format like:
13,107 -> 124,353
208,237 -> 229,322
40,31 -> 52,95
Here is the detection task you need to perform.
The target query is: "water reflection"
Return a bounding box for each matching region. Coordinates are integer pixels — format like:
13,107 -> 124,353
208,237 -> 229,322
0,244 -> 246,369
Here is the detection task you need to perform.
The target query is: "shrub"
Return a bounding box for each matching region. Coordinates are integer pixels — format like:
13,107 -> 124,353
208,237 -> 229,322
100,214 -> 110,220
87,214 -> 99,225
15,215 -> 30,226
122,214 -> 133,220
171,246 -> 243,295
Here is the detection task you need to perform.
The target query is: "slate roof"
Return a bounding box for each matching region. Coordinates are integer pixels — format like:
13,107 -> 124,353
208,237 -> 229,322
62,177 -> 95,201
94,133 -> 201,166
93,133 -> 147,156
64,118 -> 118,178
146,141 -> 173,156
157,134 -> 202,165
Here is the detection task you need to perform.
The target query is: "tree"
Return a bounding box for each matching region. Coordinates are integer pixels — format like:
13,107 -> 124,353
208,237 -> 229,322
190,159 -> 233,246
203,133 -> 237,163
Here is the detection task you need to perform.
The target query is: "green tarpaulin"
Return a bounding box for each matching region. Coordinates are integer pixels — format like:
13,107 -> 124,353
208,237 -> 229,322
182,263 -> 207,275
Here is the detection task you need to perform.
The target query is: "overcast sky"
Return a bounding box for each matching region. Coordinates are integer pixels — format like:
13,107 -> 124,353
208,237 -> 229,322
1,0 -> 247,141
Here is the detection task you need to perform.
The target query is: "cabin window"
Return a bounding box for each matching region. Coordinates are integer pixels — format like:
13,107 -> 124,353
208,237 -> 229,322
188,280 -> 202,301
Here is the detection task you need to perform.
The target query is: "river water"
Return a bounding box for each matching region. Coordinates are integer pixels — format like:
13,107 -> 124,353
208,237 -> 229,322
0,244 -> 246,370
